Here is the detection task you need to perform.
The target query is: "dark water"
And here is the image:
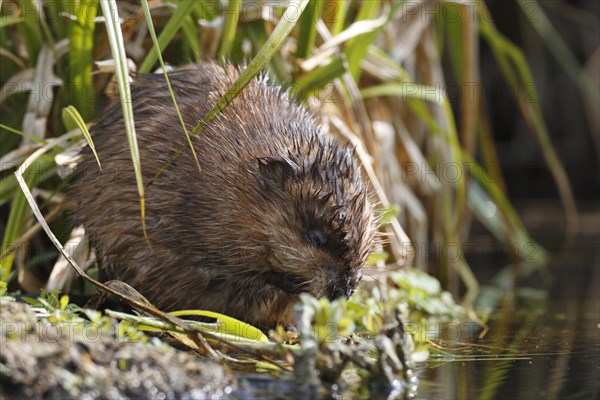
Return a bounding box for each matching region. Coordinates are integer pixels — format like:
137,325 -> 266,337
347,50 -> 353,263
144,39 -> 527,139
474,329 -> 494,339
417,210 -> 600,399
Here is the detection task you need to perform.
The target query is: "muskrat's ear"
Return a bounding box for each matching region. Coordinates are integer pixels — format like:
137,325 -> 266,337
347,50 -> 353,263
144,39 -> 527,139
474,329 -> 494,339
256,157 -> 296,189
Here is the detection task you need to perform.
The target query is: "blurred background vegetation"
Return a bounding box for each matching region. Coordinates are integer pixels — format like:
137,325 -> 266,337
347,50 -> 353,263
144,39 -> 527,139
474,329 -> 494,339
0,0 -> 597,312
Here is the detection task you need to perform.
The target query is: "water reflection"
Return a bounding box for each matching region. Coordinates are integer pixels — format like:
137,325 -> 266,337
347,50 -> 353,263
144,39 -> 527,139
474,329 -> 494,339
418,232 -> 599,399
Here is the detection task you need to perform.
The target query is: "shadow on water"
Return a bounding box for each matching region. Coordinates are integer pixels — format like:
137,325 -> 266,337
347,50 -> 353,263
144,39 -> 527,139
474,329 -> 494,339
418,203 -> 600,400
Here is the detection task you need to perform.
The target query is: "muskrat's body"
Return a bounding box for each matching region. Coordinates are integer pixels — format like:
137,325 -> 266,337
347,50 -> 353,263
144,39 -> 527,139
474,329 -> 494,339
73,62 -> 374,327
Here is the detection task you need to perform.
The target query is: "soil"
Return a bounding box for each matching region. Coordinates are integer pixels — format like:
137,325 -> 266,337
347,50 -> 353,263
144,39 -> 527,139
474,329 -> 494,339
0,301 -> 235,399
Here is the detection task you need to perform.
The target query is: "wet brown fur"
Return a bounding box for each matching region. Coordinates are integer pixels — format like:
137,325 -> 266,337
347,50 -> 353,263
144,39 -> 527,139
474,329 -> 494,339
72,62 -> 374,327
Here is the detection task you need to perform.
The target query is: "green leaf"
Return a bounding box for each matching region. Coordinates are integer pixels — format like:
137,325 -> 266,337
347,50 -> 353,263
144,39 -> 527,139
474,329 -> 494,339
59,294 -> 69,310
367,251 -> 388,264
377,204 -> 400,224
62,106 -> 101,170
168,309 -> 269,343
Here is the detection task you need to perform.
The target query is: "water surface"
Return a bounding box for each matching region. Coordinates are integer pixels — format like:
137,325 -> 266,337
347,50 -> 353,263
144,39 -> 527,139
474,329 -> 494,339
417,209 -> 599,400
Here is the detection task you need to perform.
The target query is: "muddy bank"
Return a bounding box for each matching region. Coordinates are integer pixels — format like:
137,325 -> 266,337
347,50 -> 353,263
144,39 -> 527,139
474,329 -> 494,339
0,301 -> 234,399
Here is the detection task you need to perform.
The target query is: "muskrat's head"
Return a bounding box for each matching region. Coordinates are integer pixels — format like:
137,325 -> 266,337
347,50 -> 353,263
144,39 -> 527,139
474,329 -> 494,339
251,133 -> 375,301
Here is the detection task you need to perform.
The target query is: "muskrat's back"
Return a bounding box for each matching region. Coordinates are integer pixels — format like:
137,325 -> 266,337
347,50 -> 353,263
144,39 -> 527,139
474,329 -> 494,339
73,62 -> 374,327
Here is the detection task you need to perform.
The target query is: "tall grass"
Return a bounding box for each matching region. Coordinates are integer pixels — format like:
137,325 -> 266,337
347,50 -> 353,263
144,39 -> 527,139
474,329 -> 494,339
0,0 -> 585,309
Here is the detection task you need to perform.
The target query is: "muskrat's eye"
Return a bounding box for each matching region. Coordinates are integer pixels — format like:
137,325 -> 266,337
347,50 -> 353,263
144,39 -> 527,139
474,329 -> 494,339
308,229 -> 327,247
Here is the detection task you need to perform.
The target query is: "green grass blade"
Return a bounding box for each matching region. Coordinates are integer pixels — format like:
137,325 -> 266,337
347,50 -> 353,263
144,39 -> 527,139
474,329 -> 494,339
0,157 -> 56,206
0,150 -> 56,277
140,0 -> 200,172
169,310 -> 269,343
464,152 -> 528,237
516,0 -> 599,114
16,0 -> 42,64
100,0 -> 147,240
443,4 -> 464,83
478,1 -> 578,241
344,0 -> 381,80
218,0 -> 241,61
330,0 -> 347,36
69,0 -> 98,121
294,57 -> 345,100
468,183 -> 546,266
8,131 -> 81,285
361,83 -> 442,101
192,0 -> 221,21
139,0 -> 197,73
0,123 -> 47,144
343,1 -> 408,81
181,15 -> 201,61
44,0 -> 67,38
36,3 -> 56,57
193,0 -> 310,135
243,21 -> 287,80
295,0 -> 325,59
62,105 -> 100,170
0,15 -> 21,28
0,174 -> 32,281
444,2 -> 479,156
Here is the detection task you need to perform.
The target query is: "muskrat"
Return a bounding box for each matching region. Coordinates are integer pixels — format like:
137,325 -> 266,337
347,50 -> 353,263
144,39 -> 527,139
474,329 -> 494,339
72,62 -> 375,328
